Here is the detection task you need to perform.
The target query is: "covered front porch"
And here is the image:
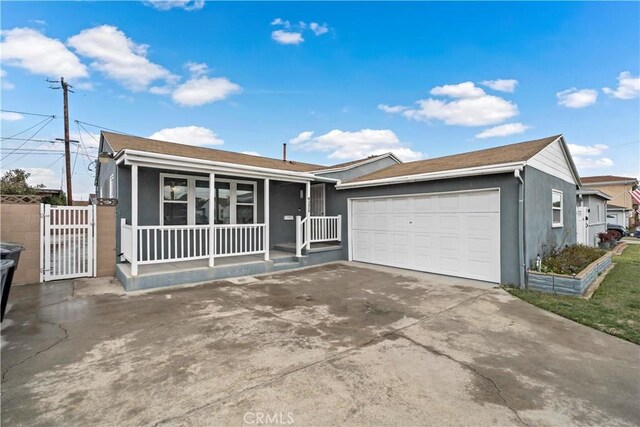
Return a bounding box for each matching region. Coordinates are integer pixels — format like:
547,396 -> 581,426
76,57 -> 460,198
115,149 -> 343,289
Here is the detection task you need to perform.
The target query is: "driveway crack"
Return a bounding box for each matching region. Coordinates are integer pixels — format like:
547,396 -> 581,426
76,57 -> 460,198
1,313 -> 69,382
396,333 -> 529,427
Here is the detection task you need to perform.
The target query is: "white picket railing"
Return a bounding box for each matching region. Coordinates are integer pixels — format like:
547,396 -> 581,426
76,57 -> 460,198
296,215 -> 341,257
308,216 -> 342,243
120,222 -> 267,267
213,224 -> 266,257
138,224 -> 210,264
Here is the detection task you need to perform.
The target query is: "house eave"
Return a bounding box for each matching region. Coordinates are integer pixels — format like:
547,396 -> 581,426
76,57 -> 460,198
336,162 -> 525,189
311,152 -> 402,175
115,149 -> 330,183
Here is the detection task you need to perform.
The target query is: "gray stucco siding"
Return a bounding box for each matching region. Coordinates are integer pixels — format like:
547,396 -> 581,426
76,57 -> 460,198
326,173 -> 521,285
523,166 -> 577,267
316,156 -> 399,182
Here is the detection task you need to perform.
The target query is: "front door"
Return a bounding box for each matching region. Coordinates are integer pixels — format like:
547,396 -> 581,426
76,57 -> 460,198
310,184 -> 325,216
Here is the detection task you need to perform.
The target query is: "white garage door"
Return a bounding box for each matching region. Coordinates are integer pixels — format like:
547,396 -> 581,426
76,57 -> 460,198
350,189 -> 501,283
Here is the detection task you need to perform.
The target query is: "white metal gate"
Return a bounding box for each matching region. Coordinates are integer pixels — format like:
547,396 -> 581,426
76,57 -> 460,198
576,207 -> 588,245
41,204 -> 96,282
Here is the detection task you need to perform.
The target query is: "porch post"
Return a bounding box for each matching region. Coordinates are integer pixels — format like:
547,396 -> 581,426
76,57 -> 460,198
131,164 -> 138,276
209,172 -> 215,268
306,181 -> 311,247
305,181 -> 311,219
264,178 -> 270,261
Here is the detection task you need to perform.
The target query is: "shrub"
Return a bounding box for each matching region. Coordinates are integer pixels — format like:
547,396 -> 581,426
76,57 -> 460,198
598,232 -> 611,242
539,245 -> 606,275
608,230 -> 622,241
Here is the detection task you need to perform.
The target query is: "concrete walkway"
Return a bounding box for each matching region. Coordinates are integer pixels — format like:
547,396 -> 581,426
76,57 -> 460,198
2,263 -> 638,426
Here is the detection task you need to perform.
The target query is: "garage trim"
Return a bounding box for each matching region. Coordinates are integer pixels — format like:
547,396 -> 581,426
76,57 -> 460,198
347,187 -> 501,283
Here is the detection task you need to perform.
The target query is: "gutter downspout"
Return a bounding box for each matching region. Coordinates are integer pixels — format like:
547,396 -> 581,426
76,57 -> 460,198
515,168 -> 526,288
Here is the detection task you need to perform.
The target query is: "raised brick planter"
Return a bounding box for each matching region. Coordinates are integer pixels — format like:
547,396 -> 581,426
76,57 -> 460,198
527,252 -> 613,296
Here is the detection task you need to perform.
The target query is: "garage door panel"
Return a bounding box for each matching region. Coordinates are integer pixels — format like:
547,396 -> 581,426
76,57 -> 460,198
351,191 -> 500,283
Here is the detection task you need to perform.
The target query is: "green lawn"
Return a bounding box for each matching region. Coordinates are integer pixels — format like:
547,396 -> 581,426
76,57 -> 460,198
506,244 -> 640,344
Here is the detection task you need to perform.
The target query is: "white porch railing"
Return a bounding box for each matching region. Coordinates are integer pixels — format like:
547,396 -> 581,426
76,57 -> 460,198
120,221 -> 267,268
296,215 -> 341,257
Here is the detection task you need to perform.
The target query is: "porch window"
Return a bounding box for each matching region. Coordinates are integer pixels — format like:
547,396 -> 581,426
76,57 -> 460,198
163,177 -> 188,225
236,183 -> 255,224
160,174 -> 256,225
552,190 -> 563,227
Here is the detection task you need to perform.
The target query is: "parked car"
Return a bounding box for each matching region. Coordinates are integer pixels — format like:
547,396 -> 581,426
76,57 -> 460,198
607,224 -> 628,237
634,229 -> 640,238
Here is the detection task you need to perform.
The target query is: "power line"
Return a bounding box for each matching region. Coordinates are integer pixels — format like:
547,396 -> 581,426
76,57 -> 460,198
1,137 -> 60,143
74,119 -> 133,136
0,115 -> 56,141
0,109 -> 56,118
1,116 -> 56,163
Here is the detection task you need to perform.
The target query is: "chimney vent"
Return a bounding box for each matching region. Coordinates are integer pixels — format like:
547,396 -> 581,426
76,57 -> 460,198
282,143 -> 287,162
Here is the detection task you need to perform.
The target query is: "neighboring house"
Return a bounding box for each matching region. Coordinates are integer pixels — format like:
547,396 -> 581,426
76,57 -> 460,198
96,132 -> 580,290
576,189 -> 611,247
606,204 -> 629,228
580,175 -> 639,228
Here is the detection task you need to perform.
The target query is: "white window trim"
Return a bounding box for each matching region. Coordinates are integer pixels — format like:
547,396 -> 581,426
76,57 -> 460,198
552,189 -> 563,228
109,174 -> 115,198
159,173 -> 257,225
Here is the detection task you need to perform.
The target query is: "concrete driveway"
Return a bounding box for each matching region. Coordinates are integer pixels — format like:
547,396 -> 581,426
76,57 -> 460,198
2,262 -> 638,426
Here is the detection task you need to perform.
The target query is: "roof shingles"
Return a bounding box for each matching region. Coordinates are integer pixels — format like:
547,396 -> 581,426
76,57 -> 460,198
346,135 -> 562,183
102,131 -> 324,173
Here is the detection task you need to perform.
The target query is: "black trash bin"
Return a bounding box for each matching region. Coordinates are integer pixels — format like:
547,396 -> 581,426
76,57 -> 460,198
1,259 -> 16,321
0,242 -> 25,321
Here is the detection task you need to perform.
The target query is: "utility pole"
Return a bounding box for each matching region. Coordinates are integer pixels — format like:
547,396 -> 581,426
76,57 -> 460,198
49,77 -> 74,205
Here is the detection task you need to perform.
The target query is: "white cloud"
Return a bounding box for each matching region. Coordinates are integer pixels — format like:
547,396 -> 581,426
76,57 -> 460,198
309,22 -> 329,36
567,143 -> 609,157
68,25 -> 175,91
144,0 -> 204,11
171,76 -> 241,107
271,30 -> 304,45
603,71 -> 640,100
149,85 -> 172,95
0,28 -> 88,79
271,18 -> 291,28
148,126 -> 224,146
0,69 -> 14,90
290,129 -> 424,161
481,79 -> 518,93
430,81 -> 485,98
385,81 -> 519,127
556,88 -> 598,108
25,167 -> 60,189
378,104 -> 408,114
475,123 -> 530,139
241,151 -> 261,156
573,157 -> 614,169
185,61 -> 208,77
289,131 -> 314,145
1,111 -> 24,121
403,95 -> 518,127
567,143 -> 614,171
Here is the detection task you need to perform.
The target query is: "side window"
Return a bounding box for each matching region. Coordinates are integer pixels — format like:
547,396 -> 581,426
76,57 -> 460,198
552,190 -> 563,227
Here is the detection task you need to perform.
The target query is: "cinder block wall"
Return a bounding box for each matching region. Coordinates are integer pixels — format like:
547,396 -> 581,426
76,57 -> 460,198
96,205 -> 116,277
0,203 -> 41,285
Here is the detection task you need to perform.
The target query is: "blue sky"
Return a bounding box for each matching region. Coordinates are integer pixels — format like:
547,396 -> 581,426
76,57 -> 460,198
1,1 -> 639,199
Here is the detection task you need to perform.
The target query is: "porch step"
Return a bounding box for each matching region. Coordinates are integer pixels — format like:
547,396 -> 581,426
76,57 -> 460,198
272,254 -> 299,264
272,243 -> 297,254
